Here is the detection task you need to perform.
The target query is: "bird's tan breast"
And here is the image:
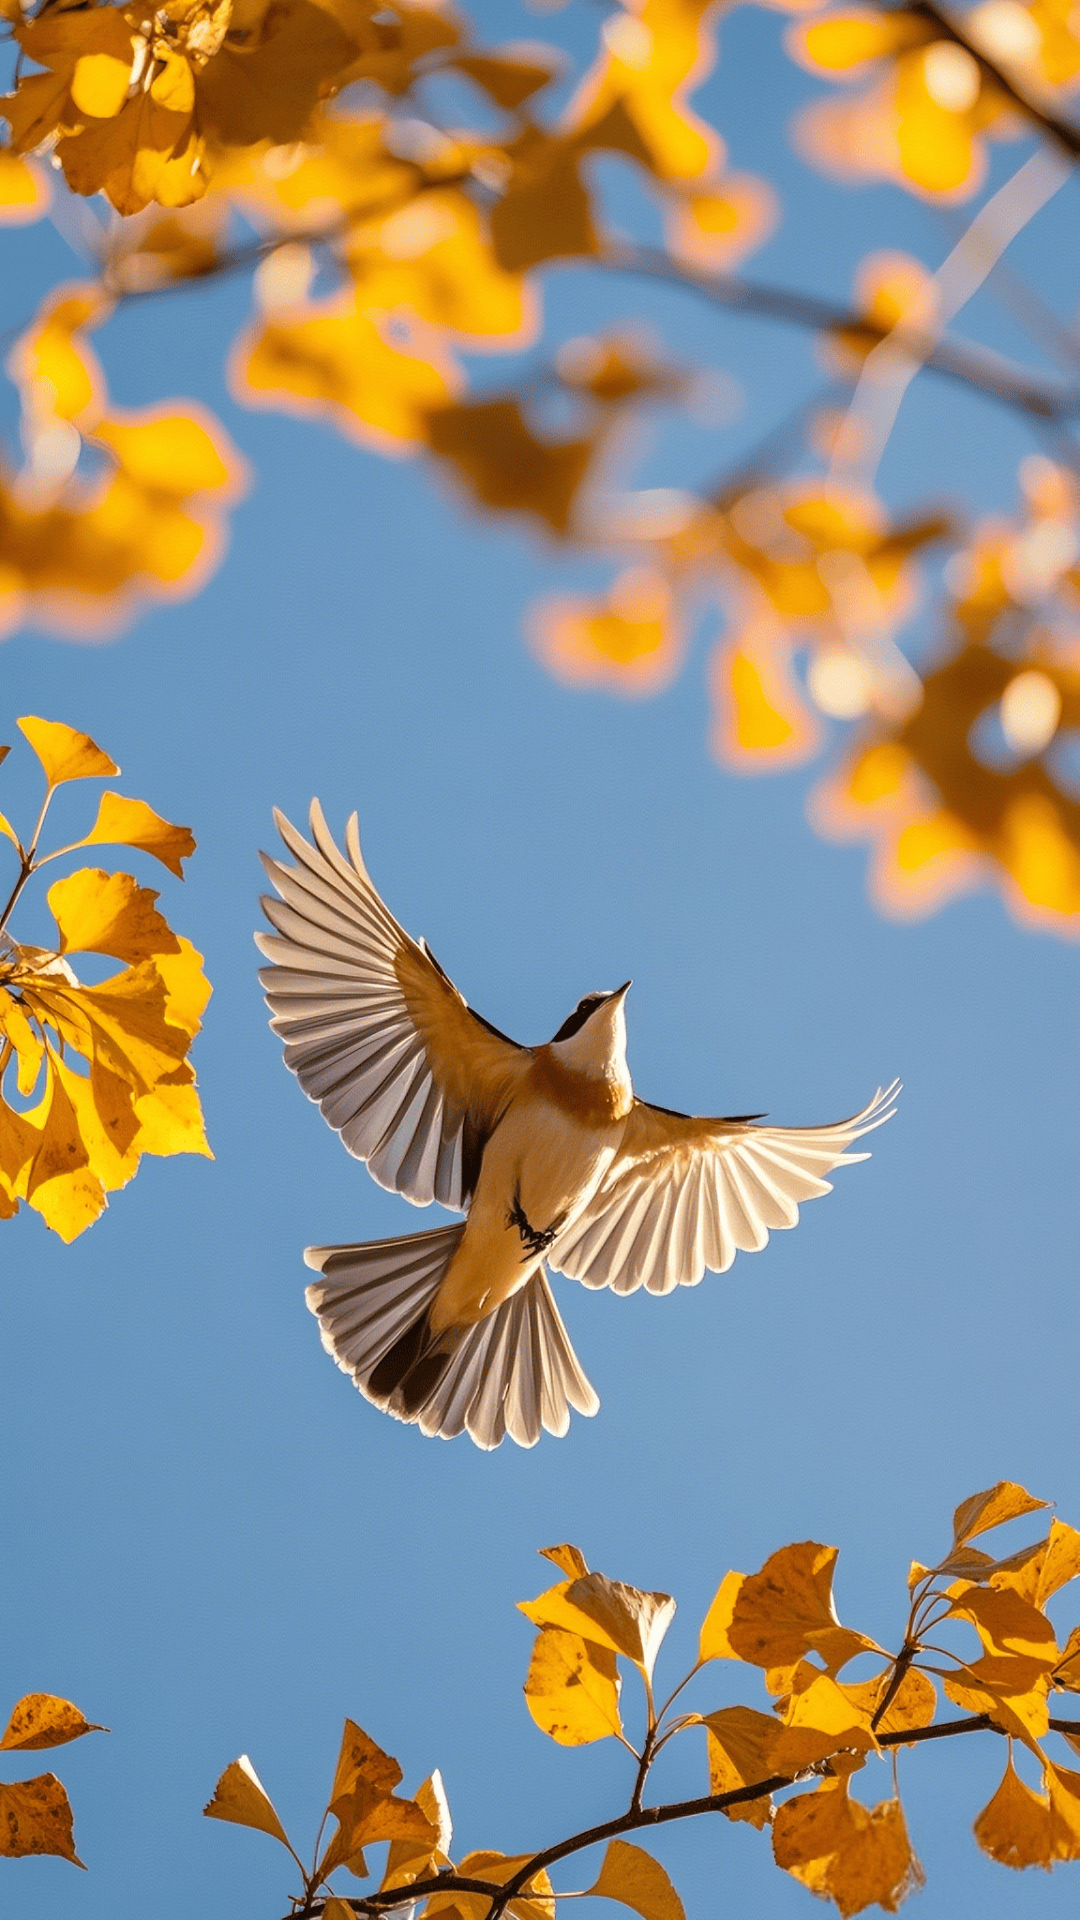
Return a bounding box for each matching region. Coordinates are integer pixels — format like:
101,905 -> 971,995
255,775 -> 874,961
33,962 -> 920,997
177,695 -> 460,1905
527,1047 -> 633,1126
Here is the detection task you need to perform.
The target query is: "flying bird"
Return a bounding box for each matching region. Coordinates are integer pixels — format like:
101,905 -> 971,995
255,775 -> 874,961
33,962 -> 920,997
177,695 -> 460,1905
257,803 -> 898,1450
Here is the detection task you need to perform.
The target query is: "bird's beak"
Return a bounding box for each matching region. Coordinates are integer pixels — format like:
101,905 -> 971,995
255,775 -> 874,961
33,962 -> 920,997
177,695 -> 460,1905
614,980 -> 632,999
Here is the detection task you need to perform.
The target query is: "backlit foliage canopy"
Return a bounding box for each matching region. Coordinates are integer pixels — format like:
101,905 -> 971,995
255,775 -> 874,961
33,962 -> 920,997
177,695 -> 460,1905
196,1482 -> 1080,1917
6,0 -> 1080,932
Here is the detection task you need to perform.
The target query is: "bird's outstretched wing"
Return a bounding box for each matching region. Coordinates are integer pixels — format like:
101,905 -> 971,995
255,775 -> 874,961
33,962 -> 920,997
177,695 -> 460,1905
256,802 -> 530,1209
549,1081 -> 900,1295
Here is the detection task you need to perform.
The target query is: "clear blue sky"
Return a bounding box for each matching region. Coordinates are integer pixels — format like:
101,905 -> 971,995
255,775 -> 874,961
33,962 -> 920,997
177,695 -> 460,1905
3,5 -> 1080,1917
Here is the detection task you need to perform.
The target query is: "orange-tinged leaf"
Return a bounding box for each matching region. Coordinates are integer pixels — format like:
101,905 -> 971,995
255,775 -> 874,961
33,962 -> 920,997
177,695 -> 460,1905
323,1901 -> 359,1920
0,987 -> 45,1097
0,811 -> 19,848
993,1522 -> 1080,1609
524,1626 -> 622,1744
974,1753 -> 1053,1868
941,1657 -> 1050,1753
1047,1762 -> 1080,1858
380,1769 -> 452,1890
521,1572 -> 675,1680
321,1720 -> 435,1878
0,1694 -> 105,1750
540,1544 -> 590,1579
0,1773 -> 84,1864
839,1668 -> 937,1739
953,1483 -> 1049,1546
95,412 -> 233,495
329,1719 -> 402,1804
49,868 -> 180,964
425,398 -> 592,535
726,1542 -> 881,1675
17,717 -> 118,787
425,1849 -> 555,1920
152,935 -> 211,1036
586,1838 -> 685,1920
945,1582 -> 1058,1662
24,1051 -> 103,1241
703,1704 -> 784,1827
772,1777 -> 921,1916
1055,1624 -> 1080,1693
699,1570 -> 744,1663
132,1076 -> 212,1160
75,793 -> 195,876
203,1755 -> 292,1848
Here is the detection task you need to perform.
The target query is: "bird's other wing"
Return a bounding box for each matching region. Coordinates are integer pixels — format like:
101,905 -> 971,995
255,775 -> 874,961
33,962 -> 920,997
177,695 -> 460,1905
256,802 -> 530,1209
549,1080 -> 900,1295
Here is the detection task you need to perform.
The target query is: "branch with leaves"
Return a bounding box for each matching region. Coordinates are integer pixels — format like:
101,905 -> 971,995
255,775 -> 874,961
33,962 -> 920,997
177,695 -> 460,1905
8,0 -> 1080,939
202,1480 -> 1080,1920
0,715 -> 211,1238
0,1692 -> 105,1866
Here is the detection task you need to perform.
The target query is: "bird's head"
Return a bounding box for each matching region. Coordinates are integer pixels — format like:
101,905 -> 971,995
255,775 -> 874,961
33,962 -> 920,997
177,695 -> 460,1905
548,982 -> 631,1080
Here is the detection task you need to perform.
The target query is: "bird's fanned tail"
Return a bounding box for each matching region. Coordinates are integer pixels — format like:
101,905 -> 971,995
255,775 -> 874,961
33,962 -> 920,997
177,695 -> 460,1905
304,1226 -> 598,1449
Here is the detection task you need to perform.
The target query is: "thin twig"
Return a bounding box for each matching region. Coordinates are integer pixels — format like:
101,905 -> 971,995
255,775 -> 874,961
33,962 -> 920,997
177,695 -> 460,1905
602,244 -> 1080,426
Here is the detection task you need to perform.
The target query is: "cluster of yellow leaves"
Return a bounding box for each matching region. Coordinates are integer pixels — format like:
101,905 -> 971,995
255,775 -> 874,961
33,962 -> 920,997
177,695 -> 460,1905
789,8 -> 1017,197
813,455 -> 1080,934
0,717 -> 211,1240
1,280 -> 245,640
201,1493 -> 1080,1919
204,1708 -> 679,1920
515,1485 -> 1080,1916
0,1691 -> 105,1867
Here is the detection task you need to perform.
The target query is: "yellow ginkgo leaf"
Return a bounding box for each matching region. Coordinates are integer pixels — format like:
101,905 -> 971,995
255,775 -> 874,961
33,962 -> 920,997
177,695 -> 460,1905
703,1705 -> 785,1827
0,1694 -> 106,1751
772,1778 -> 921,1916
587,1838 -> 686,1920
725,1541 -> 881,1676
698,1570 -> 744,1663
524,1626 -> 622,1744
540,1544 -> 590,1579
74,793 -> 195,877
18,717 -> 118,787
974,1753 -> 1054,1869
0,1773 -> 84,1865
203,1755 -> 292,1848
380,1769 -> 452,1890
953,1483 -> 1050,1547
520,1572 -> 675,1680
49,869 -> 180,964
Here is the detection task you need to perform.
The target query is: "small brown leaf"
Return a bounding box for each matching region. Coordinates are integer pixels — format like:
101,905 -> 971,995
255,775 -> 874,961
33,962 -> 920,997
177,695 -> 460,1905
587,1838 -> 685,1920
0,1693 -> 106,1751
0,1773 -> 84,1864
202,1755 -> 292,1848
